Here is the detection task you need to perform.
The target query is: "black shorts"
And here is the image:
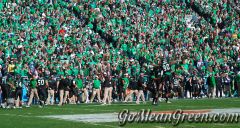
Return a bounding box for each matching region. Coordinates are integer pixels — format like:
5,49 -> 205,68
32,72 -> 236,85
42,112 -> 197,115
173,86 -> 181,93
147,83 -> 157,93
162,85 -> 171,94
192,85 -> 199,93
185,81 -> 191,91
15,88 -> 23,100
0,84 -> 9,101
72,88 -> 79,96
117,85 -> 124,93
9,89 -> 16,99
38,86 -> 47,101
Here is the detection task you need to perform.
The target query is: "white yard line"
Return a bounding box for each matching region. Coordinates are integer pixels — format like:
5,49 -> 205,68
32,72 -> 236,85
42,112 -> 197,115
87,122 -> 121,128
0,112 -> 117,128
47,107 -> 116,112
154,126 -> 166,128
0,113 -> 32,118
184,124 -> 196,128
40,113 -> 121,128
91,102 -> 139,106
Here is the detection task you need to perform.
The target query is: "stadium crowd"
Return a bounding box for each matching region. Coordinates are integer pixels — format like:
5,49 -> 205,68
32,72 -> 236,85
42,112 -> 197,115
0,0 -> 239,108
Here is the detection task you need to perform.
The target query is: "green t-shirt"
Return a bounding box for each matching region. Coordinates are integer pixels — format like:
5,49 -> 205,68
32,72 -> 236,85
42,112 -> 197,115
66,69 -> 72,76
122,44 -> 128,51
93,79 -> 101,89
122,77 -> 129,90
72,68 -> 79,76
75,78 -> 83,89
30,79 -> 37,89
84,68 -> 90,76
209,76 -> 216,87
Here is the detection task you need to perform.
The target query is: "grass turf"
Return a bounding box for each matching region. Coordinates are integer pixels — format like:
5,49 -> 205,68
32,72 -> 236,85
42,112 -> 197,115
0,98 -> 240,128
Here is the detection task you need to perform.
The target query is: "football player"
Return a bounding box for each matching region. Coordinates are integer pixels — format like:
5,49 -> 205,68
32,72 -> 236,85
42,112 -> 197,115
14,75 -> 23,108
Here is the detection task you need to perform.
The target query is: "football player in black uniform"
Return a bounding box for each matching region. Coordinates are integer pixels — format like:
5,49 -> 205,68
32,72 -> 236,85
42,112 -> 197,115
14,75 -> 23,108
172,73 -> 183,98
1,77 -> 15,108
37,74 -> 48,107
6,77 -> 16,108
161,58 -> 172,104
0,80 -> 9,108
147,64 -> 161,105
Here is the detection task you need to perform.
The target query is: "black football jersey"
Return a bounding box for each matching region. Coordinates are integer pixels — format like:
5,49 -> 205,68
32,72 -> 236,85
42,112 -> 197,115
162,59 -> 171,74
15,79 -> 23,88
37,77 -> 47,86
154,66 -> 163,78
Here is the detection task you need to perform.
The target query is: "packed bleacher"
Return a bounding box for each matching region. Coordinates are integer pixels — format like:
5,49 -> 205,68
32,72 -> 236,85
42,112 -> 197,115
0,0 -> 239,108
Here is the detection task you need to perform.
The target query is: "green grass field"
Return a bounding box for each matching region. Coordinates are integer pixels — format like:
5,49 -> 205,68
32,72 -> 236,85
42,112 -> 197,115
1,98 -> 240,128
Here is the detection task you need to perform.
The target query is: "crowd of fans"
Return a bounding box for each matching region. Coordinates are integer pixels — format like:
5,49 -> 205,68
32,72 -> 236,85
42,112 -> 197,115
0,0 -> 239,108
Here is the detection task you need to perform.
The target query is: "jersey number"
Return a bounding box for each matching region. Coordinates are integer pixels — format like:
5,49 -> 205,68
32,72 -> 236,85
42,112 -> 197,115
16,82 -> 22,87
38,80 -> 45,86
163,64 -> 170,71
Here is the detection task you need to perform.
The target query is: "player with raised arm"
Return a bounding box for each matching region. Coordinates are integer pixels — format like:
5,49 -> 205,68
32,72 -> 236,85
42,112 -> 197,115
161,58 -> 172,104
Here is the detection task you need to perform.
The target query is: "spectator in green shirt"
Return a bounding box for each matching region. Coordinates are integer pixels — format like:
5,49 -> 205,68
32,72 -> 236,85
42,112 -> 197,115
90,75 -> 102,103
73,74 -> 88,103
26,75 -> 40,107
